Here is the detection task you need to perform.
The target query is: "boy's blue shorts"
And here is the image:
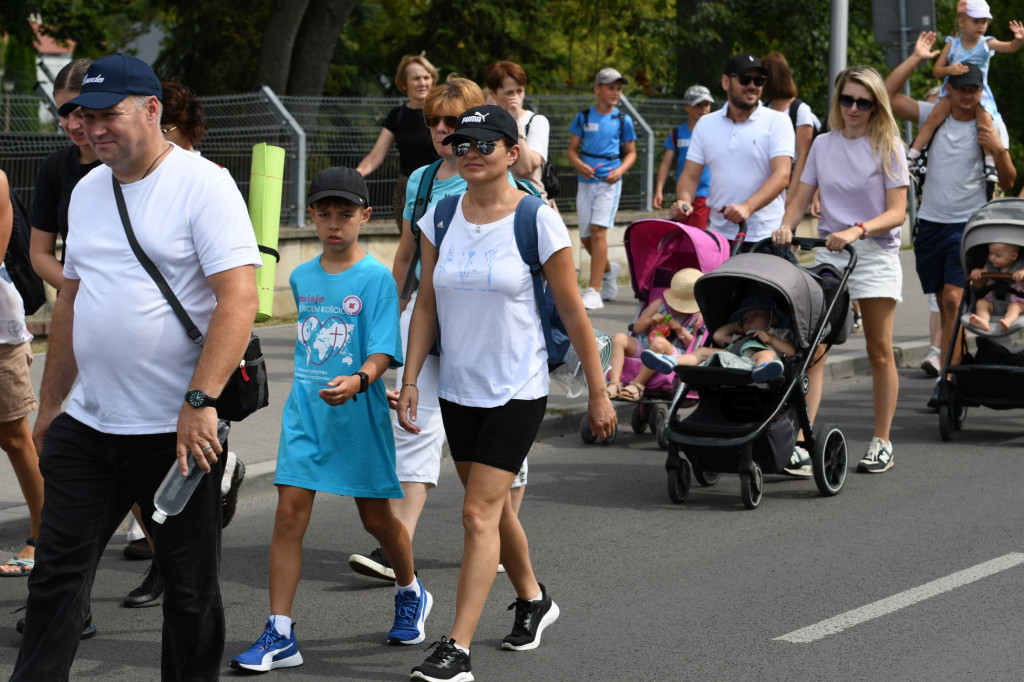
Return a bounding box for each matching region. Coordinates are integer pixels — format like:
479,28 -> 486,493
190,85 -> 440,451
914,218 -> 966,294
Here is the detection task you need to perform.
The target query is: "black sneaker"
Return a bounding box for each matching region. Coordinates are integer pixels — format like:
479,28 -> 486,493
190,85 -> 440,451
909,154 -> 927,185
410,638 -> 472,682
221,456 -> 245,529
123,562 -> 163,608
501,583 -> 560,651
348,547 -> 396,582
123,538 -> 153,561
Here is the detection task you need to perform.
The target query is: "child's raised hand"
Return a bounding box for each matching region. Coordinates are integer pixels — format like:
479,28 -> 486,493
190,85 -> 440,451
1009,20 -> 1024,41
970,267 -> 984,282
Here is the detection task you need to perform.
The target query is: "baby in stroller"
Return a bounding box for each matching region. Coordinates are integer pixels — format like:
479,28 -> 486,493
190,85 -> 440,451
641,296 -> 796,383
606,268 -> 702,402
968,242 -> 1024,332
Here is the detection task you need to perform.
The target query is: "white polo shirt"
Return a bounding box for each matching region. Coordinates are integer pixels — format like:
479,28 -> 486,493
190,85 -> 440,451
687,101 -> 794,241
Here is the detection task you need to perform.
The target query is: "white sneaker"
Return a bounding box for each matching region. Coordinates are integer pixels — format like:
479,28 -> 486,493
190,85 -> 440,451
580,287 -> 603,310
920,346 -> 941,377
782,446 -> 812,477
601,262 -> 620,301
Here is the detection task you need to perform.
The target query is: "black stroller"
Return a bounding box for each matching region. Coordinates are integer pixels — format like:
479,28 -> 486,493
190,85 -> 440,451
662,239 -> 856,509
934,198 -> 1024,440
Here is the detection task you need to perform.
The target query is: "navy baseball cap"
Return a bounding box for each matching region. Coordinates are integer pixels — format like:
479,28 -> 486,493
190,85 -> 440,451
441,105 -> 519,146
58,53 -> 162,116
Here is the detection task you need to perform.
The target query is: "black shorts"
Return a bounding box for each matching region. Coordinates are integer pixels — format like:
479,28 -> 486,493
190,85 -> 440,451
438,397 -> 547,474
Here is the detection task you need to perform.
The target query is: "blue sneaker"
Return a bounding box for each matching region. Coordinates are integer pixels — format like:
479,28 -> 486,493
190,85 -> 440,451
230,617 -> 303,672
751,359 -> 784,382
388,578 -> 432,645
641,349 -> 677,375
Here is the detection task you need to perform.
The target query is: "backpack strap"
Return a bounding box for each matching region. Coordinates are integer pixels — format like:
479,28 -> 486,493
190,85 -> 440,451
525,111 -> 536,136
512,194 -> 567,367
401,159 -> 444,299
432,193 -> 460,250
788,98 -> 802,129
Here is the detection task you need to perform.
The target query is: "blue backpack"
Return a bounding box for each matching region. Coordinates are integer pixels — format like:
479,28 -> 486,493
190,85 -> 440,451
432,193 -> 570,371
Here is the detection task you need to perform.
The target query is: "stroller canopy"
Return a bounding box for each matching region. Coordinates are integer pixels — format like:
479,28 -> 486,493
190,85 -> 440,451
694,253 -> 827,350
623,219 -> 731,300
961,198 -> 1024,273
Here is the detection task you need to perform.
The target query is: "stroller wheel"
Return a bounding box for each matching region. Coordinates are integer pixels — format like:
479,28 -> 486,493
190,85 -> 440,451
693,469 -> 720,487
667,457 -> 692,504
656,416 -> 670,451
938,403 -> 954,442
648,404 -> 668,432
579,415 -> 597,444
631,405 -> 647,434
740,463 -> 763,510
811,423 -> 847,496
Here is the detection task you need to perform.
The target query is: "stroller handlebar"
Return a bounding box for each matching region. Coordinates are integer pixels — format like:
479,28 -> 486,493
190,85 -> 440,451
749,236 -> 858,273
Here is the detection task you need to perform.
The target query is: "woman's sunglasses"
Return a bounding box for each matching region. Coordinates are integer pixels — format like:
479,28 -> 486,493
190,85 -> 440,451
451,140 -> 501,157
424,114 -> 460,128
730,73 -> 767,87
838,94 -> 874,111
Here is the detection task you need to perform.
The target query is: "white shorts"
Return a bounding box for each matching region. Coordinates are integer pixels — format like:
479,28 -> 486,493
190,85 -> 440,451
576,180 -> 622,237
393,292 -> 446,486
814,238 -> 902,303
512,458 -> 528,489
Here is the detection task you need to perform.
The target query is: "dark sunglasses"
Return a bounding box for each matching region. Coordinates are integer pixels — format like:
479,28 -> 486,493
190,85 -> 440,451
731,73 -> 767,87
452,140 -> 500,157
838,94 -> 874,111
424,114 -> 460,128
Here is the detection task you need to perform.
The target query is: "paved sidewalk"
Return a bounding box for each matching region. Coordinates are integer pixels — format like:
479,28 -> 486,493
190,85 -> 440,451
0,250 -> 943,545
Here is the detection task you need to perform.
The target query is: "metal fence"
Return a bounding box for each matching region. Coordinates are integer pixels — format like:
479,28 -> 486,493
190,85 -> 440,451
0,90 -> 709,227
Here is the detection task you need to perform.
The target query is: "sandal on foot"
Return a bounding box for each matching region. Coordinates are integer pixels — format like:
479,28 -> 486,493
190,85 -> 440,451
0,557 -> 34,576
619,382 -> 644,403
606,380 -> 623,400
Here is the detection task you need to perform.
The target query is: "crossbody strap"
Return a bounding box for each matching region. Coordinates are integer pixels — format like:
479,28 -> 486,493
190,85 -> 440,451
112,174 -> 203,344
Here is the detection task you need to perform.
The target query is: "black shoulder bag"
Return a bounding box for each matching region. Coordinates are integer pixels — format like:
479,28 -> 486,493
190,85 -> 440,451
112,174 -> 269,421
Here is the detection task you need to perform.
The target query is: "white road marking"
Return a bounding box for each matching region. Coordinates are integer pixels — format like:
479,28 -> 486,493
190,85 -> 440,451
775,552 -> 1024,643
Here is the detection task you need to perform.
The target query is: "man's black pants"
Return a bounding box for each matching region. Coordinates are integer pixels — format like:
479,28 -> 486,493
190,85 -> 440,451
12,413 -> 225,681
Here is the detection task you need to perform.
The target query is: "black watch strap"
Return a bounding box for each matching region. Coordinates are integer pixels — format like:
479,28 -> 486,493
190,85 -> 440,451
355,371 -> 369,394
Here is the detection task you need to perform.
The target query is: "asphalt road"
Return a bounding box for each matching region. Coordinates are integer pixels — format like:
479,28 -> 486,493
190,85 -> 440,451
1,369 -> 1023,681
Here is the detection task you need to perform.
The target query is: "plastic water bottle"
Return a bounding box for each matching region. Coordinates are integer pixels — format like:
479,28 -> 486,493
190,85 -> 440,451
152,420 -> 229,524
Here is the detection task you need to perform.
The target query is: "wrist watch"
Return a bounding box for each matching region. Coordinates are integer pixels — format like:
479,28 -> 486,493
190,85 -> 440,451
185,389 -> 217,409
355,371 -> 369,394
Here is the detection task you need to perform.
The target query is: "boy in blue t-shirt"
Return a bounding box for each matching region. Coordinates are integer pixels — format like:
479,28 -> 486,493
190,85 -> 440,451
231,167 -> 431,673
653,84 -> 714,228
568,67 -> 637,310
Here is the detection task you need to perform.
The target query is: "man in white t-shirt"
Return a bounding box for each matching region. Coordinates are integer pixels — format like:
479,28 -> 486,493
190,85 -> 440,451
670,52 -> 795,258
14,54 -> 260,680
885,32 -> 1016,407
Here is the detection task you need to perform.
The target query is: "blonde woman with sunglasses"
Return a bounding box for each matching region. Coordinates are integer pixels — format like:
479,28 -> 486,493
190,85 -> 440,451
772,66 -> 908,475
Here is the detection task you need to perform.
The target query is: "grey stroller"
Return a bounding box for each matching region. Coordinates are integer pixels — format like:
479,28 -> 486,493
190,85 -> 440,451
935,198 -> 1024,440
662,239 -> 856,509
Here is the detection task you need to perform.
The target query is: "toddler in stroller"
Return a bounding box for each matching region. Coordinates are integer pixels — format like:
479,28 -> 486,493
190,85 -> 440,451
606,268 -> 703,402
967,242 -> 1024,332
642,295 -> 795,384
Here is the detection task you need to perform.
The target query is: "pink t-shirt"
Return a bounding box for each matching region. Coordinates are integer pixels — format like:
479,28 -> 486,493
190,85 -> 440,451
801,130 -> 908,252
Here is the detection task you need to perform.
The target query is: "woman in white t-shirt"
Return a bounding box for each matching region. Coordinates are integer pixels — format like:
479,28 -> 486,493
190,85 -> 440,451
397,105 -> 615,681
484,60 -> 554,205
773,66 -> 908,476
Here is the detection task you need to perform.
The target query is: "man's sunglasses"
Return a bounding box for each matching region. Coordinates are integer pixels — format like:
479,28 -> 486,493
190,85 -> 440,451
838,94 -> 874,111
424,114 -> 460,128
452,140 -> 501,157
731,73 -> 767,87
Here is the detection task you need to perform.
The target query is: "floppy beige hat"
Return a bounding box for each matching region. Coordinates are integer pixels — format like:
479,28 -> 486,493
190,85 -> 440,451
662,268 -> 701,314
